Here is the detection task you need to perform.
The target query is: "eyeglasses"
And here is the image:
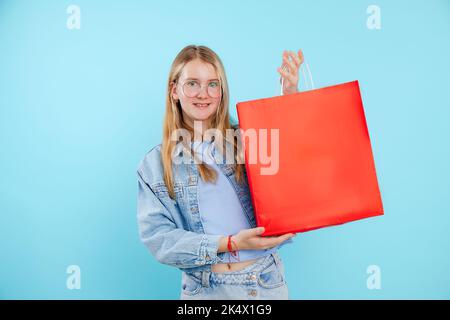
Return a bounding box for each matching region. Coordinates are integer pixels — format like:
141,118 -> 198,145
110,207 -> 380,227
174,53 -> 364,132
178,79 -> 222,98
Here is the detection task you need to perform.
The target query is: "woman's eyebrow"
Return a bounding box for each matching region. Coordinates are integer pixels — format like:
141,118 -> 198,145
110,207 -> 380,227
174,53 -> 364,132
184,77 -> 220,81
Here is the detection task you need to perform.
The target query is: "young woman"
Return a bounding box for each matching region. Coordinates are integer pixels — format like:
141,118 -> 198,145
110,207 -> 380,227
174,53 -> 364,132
137,45 -> 304,299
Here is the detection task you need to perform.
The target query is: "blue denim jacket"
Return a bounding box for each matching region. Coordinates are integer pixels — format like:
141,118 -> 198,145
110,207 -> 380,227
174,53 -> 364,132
136,135 -> 293,274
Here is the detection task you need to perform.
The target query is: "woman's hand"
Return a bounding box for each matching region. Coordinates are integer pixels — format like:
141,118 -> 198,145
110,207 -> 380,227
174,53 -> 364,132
232,227 -> 296,251
277,49 -> 304,95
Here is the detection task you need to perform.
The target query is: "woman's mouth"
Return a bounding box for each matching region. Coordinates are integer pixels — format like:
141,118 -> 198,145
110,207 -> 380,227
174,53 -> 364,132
193,103 -> 211,108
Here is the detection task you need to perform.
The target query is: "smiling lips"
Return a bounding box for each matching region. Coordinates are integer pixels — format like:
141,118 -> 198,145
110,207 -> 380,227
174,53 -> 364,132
193,103 -> 211,108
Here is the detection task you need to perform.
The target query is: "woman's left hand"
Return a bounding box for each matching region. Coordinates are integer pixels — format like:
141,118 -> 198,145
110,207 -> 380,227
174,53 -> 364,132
277,49 -> 304,95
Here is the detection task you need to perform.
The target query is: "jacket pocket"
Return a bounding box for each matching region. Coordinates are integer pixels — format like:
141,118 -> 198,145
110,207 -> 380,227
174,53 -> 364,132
151,182 -> 184,200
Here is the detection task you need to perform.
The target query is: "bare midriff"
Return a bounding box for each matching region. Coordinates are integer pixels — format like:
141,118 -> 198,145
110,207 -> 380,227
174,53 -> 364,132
211,258 -> 258,273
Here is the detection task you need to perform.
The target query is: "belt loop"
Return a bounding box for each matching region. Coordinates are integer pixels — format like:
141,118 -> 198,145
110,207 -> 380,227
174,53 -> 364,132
201,270 -> 211,288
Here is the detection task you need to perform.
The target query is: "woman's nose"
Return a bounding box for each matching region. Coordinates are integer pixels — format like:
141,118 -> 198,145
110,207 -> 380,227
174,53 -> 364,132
197,85 -> 208,98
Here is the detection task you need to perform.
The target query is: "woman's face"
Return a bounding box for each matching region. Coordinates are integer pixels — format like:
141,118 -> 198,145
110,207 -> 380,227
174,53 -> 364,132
172,59 -> 222,128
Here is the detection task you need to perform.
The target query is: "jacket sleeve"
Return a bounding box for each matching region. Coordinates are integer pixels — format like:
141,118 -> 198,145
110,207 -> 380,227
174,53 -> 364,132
137,170 -> 225,269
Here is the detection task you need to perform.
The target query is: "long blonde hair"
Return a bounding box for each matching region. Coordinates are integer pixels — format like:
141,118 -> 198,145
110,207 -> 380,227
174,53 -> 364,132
162,45 -> 245,199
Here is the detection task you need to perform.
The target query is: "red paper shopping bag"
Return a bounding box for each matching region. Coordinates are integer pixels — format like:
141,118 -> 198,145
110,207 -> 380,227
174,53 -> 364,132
236,80 -> 383,236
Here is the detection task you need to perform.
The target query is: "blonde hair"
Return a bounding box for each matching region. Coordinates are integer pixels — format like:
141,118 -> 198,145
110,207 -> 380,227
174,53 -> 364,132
162,45 -> 245,199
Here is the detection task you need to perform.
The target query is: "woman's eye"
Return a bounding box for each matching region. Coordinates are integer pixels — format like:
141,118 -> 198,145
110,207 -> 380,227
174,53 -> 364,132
209,82 -> 219,87
187,81 -> 198,87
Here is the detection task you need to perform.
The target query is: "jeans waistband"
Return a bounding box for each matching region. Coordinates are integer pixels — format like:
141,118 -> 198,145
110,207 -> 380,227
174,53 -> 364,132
188,252 -> 282,288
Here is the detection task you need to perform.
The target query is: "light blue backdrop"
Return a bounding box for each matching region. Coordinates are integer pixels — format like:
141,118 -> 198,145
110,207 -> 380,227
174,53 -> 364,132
1,0 -> 449,299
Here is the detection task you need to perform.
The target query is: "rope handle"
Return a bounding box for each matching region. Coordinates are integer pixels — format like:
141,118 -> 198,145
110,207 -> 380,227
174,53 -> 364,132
279,57 -> 315,95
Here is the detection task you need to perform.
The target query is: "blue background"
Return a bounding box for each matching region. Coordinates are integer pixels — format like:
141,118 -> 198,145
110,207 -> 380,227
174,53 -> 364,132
1,0 -> 449,299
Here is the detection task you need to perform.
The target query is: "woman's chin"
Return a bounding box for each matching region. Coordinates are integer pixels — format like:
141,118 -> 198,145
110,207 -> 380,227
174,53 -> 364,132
190,111 -> 215,122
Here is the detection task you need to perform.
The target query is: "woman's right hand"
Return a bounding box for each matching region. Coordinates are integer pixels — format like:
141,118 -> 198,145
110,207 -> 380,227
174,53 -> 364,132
233,227 -> 296,250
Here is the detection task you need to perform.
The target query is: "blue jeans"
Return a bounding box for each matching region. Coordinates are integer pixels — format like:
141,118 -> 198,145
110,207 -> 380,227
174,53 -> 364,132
180,252 -> 289,300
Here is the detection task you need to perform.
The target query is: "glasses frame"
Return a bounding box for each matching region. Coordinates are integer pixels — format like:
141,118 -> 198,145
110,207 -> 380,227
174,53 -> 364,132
177,79 -> 222,98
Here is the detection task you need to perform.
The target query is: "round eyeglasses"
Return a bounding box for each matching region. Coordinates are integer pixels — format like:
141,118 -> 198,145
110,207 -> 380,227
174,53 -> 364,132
178,79 -> 222,98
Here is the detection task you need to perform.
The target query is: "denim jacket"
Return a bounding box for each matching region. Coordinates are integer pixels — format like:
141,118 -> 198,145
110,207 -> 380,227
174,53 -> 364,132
136,133 -> 293,274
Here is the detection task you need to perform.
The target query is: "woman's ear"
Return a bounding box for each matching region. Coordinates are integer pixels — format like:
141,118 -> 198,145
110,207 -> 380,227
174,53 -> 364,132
171,82 -> 179,101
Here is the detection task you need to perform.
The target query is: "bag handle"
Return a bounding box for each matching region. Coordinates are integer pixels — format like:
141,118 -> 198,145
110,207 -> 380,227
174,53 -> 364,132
279,59 -> 315,95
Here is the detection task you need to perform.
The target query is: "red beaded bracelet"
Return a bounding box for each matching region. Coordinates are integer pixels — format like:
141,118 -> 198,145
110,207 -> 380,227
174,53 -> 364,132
227,235 -> 240,262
